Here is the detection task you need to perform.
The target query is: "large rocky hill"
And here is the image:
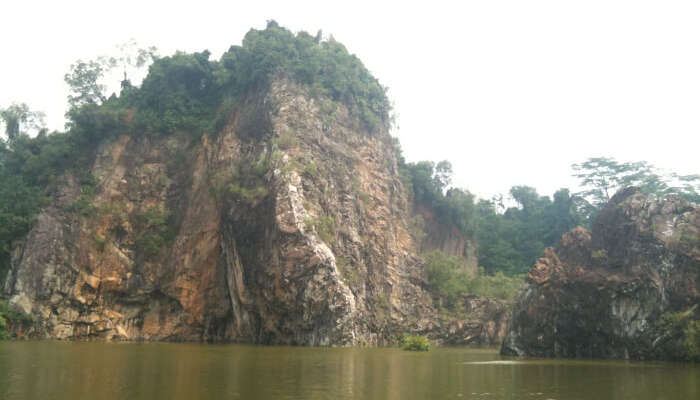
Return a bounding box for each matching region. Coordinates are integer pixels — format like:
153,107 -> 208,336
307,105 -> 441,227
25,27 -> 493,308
3,77 -> 504,345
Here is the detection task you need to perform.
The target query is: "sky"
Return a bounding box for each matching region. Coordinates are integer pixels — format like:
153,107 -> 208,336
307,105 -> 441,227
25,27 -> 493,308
1,0 -> 699,200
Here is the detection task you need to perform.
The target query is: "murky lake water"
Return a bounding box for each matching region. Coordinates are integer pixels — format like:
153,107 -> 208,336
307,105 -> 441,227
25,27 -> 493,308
0,341 -> 697,399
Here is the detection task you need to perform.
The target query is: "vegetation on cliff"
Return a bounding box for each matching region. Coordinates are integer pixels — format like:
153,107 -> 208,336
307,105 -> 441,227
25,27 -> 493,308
425,251 -> 522,306
660,308 -> 700,362
501,189 -> 699,361
395,141 -> 700,277
0,300 -> 32,339
397,146 -> 587,275
1,22 -> 697,350
0,21 -> 391,281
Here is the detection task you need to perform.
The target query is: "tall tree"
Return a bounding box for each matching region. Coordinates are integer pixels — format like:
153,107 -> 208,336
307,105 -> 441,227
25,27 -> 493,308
572,157 -> 700,216
0,103 -> 46,141
99,39 -> 158,86
476,186 -> 586,275
571,157 -> 657,207
64,60 -> 107,107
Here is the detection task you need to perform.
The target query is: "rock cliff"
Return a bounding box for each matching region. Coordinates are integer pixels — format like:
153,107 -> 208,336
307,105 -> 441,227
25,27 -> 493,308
501,188 -> 699,360
414,204 -> 478,275
3,78 -> 506,345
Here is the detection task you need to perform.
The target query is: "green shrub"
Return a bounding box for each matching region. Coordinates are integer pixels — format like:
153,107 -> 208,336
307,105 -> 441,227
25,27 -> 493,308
0,300 -> 33,339
591,249 -> 608,261
228,184 -> 269,203
684,320 -> 700,361
0,314 -> 7,340
67,189 -> 96,216
306,215 -> 336,244
425,250 -> 523,308
302,162 -> 320,179
223,154 -> 272,205
402,335 -> 431,351
271,133 -> 297,150
133,205 -> 177,260
660,309 -> 700,361
337,256 -> 361,286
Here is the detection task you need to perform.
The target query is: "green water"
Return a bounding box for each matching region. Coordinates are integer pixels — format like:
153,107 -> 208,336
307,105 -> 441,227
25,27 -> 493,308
0,342 -> 697,399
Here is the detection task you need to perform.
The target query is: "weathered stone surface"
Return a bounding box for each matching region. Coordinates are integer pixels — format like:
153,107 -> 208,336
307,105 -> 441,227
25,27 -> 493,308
501,188 -> 699,360
420,295 -> 510,346
415,204 -> 478,275
3,78 -> 507,345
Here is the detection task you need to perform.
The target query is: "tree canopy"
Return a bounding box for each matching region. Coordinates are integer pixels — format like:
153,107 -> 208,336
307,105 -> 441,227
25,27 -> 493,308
474,187 -> 585,275
0,103 -> 45,141
572,157 -> 700,220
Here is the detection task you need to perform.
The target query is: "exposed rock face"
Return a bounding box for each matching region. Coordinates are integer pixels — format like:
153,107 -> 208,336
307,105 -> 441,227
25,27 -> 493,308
4,78 -> 508,345
415,204 -> 478,275
501,188 -> 699,360
425,295 -> 510,346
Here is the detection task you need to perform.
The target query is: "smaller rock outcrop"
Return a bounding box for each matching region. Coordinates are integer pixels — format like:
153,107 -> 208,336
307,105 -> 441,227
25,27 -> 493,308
501,188 -> 699,360
432,295 -> 510,346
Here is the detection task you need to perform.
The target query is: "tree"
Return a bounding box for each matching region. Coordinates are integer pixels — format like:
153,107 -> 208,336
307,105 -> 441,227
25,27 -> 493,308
572,157 -> 700,215
104,39 -> 158,74
99,39 -> 158,86
571,157 -> 657,207
65,41 -> 159,110
434,160 -> 453,191
443,188 -> 476,235
674,174 -> 700,203
0,103 -> 46,141
64,60 -> 107,107
509,186 -> 544,215
475,186 -> 587,275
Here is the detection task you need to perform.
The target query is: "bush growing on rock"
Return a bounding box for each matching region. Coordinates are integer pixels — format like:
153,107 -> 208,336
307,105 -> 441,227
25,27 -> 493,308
660,309 -> 700,362
401,335 -> 431,351
0,301 -> 33,339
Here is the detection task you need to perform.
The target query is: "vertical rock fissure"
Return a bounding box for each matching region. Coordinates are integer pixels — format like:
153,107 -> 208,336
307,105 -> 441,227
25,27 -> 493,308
220,224 -> 253,340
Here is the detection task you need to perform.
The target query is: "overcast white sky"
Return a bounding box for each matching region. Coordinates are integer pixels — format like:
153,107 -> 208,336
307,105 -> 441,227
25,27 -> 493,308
1,0 -> 698,199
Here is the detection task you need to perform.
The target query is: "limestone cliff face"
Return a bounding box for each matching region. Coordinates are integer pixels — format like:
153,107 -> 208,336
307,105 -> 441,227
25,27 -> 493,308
414,204 -> 478,275
3,79 -> 506,345
501,188 -> 699,360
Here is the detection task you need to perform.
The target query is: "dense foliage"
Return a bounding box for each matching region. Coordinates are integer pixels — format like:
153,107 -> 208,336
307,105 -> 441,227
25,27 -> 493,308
424,250 -> 524,306
397,142 -> 585,276
475,187 -> 585,275
0,103 -> 46,141
660,309 -> 700,361
0,300 -> 32,339
573,157 -> 699,221
401,159 -> 477,235
116,20 -> 390,137
401,335 -> 431,351
398,146 -> 699,278
0,132 -> 76,280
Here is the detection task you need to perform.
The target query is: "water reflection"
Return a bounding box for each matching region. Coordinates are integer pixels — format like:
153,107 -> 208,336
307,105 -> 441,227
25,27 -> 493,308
0,342 -> 697,399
